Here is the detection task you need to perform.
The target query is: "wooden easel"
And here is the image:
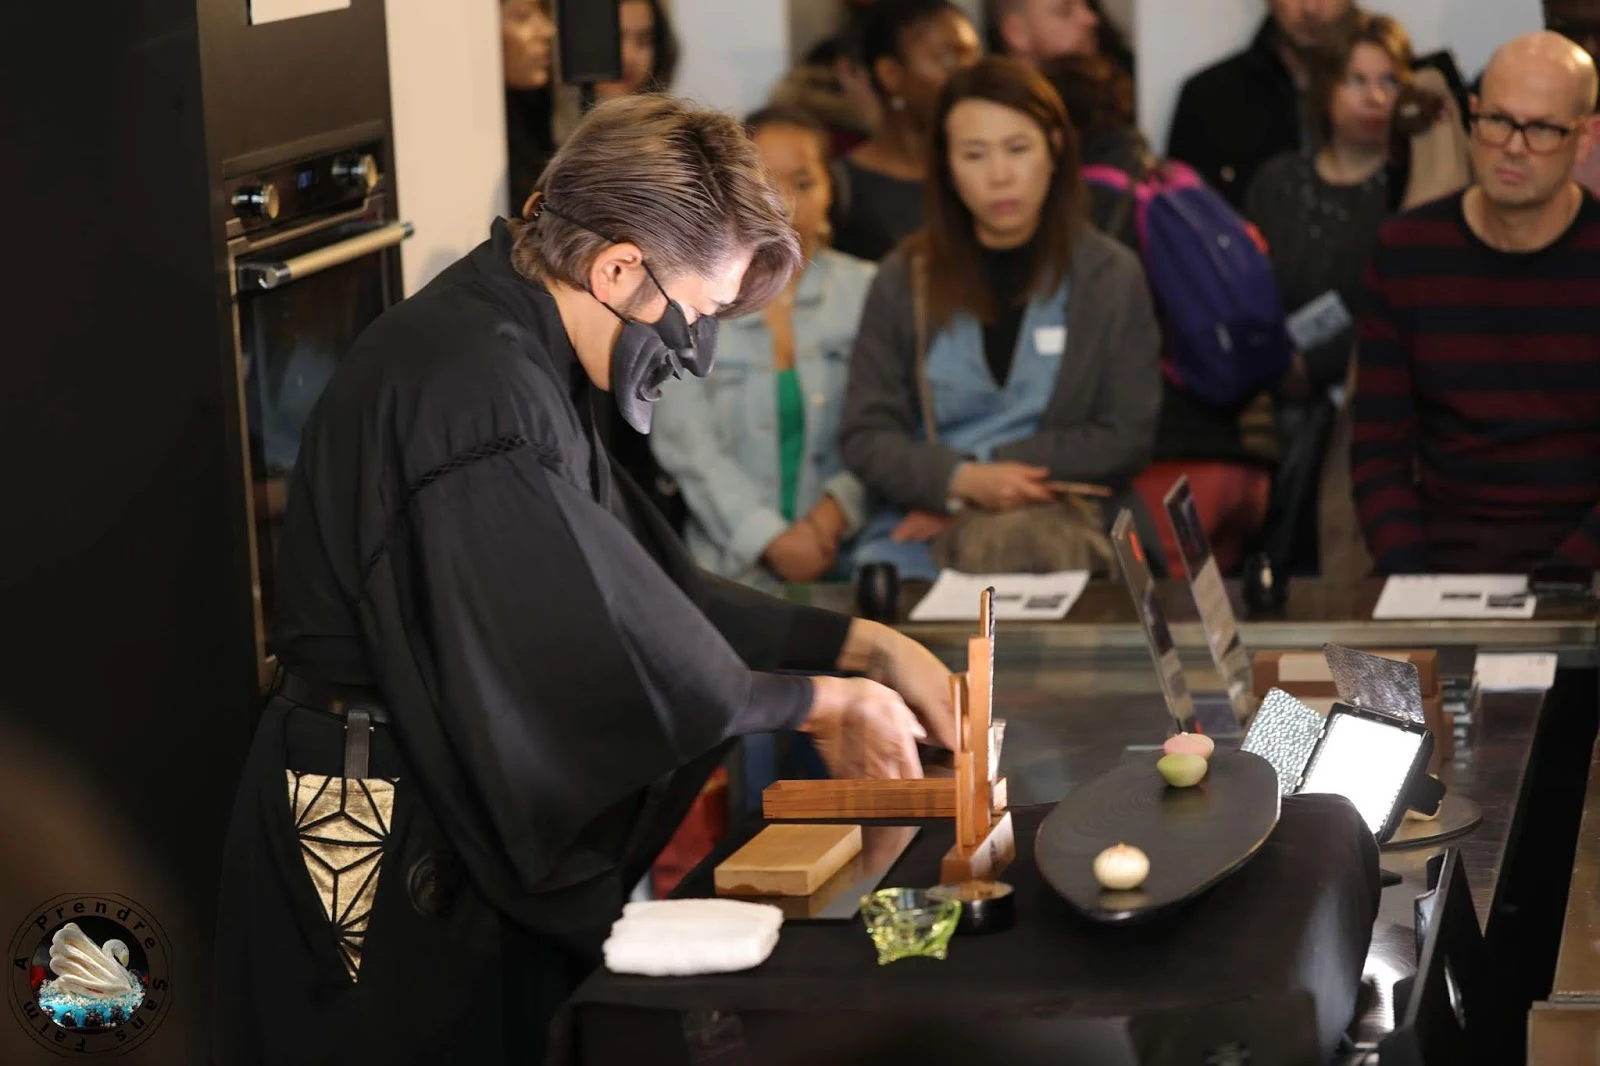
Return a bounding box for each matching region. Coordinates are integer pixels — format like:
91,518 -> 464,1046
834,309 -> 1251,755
759,588 -> 1014,882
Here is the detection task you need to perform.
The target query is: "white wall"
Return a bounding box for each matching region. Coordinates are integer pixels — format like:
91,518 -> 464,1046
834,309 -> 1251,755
674,0 -> 790,116
385,0 -> 508,295
1136,0 -> 1542,156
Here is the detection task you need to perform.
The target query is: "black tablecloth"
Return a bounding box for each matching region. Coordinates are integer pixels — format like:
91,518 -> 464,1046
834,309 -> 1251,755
551,794 -> 1379,1066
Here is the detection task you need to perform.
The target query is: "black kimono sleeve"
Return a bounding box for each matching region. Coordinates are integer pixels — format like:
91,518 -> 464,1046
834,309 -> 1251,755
608,456 -> 853,675
357,438 -> 813,912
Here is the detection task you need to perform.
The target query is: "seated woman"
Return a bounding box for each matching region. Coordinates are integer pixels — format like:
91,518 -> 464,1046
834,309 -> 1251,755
829,0 -> 982,261
841,57 -> 1162,582
1244,11 -> 1423,575
653,107 -> 876,590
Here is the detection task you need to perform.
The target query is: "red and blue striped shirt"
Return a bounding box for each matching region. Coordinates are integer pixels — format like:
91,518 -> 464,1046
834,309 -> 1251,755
1352,190 -> 1600,574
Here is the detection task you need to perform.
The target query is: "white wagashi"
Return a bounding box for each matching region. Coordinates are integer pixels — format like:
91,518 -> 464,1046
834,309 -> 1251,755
46,923 -> 139,997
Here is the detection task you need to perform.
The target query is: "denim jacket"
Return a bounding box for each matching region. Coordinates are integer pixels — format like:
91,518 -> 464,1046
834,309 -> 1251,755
652,248 -> 876,584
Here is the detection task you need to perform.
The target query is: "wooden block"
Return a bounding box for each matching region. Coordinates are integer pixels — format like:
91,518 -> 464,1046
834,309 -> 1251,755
1251,649 -> 1439,699
940,810 -> 1015,883
762,777 -> 1008,820
713,823 -> 863,897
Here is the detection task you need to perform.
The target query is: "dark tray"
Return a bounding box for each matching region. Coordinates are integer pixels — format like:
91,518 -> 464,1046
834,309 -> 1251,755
1035,748 -> 1281,922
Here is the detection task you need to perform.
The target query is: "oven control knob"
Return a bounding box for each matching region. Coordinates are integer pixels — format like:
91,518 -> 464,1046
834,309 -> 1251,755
232,182 -> 279,221
333,153 -> 380,192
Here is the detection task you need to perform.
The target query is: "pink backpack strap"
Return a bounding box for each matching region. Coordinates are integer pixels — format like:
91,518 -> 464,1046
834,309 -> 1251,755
1081,163 -> 1132,191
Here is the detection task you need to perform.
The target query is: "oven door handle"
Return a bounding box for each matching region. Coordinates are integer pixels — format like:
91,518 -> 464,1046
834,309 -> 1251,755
238,221 -> 414,291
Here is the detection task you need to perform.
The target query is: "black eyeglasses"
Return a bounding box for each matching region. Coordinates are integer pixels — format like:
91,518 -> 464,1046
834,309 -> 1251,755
1470,111 -> 1582,154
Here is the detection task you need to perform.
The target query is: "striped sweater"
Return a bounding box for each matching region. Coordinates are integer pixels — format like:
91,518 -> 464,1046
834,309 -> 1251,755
1351,190 -> 1600,575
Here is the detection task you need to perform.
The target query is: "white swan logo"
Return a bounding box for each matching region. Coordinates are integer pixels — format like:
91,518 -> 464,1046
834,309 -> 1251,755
9,894 -> 172,1055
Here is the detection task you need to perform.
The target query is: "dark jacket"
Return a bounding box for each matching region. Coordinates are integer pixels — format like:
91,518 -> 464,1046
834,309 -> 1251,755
1166,17 -> 1303,210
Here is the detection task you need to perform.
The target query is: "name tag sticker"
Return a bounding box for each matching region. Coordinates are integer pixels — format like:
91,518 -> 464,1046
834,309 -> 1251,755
1285,290 -> 1352,351
1034,325 -> 1067,356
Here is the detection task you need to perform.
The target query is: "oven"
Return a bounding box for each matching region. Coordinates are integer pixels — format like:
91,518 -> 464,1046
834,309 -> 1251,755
225,133 -> 412,685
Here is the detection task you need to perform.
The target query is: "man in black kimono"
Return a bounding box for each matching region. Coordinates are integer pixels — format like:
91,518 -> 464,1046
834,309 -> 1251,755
214,95 -> 956,1065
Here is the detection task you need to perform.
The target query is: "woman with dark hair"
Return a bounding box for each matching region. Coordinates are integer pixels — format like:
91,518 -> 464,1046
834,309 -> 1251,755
828,0 -> 982,261
1244,11 -> 1424,574
596,0 -> 679,99
840,56 -> 1161,579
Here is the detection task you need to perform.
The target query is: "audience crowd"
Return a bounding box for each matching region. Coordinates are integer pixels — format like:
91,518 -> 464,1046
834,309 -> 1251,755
499,0 -> 1600,591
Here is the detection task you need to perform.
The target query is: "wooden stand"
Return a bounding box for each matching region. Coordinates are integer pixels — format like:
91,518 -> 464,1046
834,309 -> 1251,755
760,589 -> 1016,884
940,589 -> 1015,883
762,777 -> 1008,820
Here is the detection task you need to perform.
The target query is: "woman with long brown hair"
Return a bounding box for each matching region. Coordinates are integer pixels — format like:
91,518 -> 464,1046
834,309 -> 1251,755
840,56 -> 1162,579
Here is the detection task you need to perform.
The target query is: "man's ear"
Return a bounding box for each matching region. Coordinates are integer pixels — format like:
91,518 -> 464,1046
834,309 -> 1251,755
587,242 -> 644,304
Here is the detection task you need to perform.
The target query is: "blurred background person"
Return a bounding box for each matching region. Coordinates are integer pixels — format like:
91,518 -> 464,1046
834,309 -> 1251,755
777,0 -> 886,156
596,0 -> 679,100
1352,31 -> 1600,575
502,0 -> 557,211
1245,11 -> 1415,575
987,0 -> 1133,77
841,57 -> 1161,581
1167,0 -> 1356,208
653,107 -> 875,591
829,0 -> 982,261
1045,54 -> 1278,574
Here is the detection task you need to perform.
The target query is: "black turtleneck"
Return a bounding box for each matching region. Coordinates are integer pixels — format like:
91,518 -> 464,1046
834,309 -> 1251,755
978,235 -> 1039,387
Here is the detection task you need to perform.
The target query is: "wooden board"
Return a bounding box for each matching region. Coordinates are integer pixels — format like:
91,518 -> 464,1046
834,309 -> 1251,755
713,823 -> 863,897
762,777 -> 1008,820
1035,749 -> 1280,923
1251,648 -> 1439,699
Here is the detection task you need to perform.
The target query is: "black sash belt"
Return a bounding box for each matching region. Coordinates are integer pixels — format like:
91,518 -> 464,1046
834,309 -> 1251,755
274,671 -> 391,780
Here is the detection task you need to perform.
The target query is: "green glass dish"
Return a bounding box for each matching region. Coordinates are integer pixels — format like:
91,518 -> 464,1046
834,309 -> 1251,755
859,888 -> 962,964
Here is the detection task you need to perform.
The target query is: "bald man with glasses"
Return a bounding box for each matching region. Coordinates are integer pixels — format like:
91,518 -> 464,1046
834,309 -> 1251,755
1351,31 -> 1600,577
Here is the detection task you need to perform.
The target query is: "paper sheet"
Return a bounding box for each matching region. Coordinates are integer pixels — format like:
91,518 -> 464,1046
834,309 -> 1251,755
1475,652 -> 1558,692
908,569 -> 1089,622
1372,575 -> 1537,620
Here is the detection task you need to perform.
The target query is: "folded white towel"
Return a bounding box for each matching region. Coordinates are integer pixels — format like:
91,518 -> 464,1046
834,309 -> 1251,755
603,899 -> 784,977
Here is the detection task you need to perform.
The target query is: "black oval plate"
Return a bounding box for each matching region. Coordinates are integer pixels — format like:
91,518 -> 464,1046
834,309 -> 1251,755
1035,749 -> 1281,922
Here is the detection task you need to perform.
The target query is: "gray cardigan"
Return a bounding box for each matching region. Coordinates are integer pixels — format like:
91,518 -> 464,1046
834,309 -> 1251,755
839,228 -> 1162,514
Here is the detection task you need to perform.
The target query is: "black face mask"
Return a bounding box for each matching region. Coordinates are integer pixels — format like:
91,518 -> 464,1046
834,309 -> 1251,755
531,197 -> 719,433
596,263 -> 719,434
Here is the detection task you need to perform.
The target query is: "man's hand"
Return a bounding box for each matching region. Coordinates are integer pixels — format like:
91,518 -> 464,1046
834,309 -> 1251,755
836,621 -> 958,752
891,510 -> 953,543
950,461 -> 1055,511
802,676 -> 926,780
763,523 -> 836,583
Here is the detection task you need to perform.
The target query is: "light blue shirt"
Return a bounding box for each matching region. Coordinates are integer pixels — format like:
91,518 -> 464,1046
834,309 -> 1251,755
854,278 -> 1071,580
652,248 -> 877,586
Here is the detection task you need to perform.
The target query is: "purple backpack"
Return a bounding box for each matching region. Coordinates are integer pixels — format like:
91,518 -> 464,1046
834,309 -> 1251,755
1082,159 -> 1293,409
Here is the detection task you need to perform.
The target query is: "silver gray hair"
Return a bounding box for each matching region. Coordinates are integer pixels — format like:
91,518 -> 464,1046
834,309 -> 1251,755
511,94 -> 801,317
